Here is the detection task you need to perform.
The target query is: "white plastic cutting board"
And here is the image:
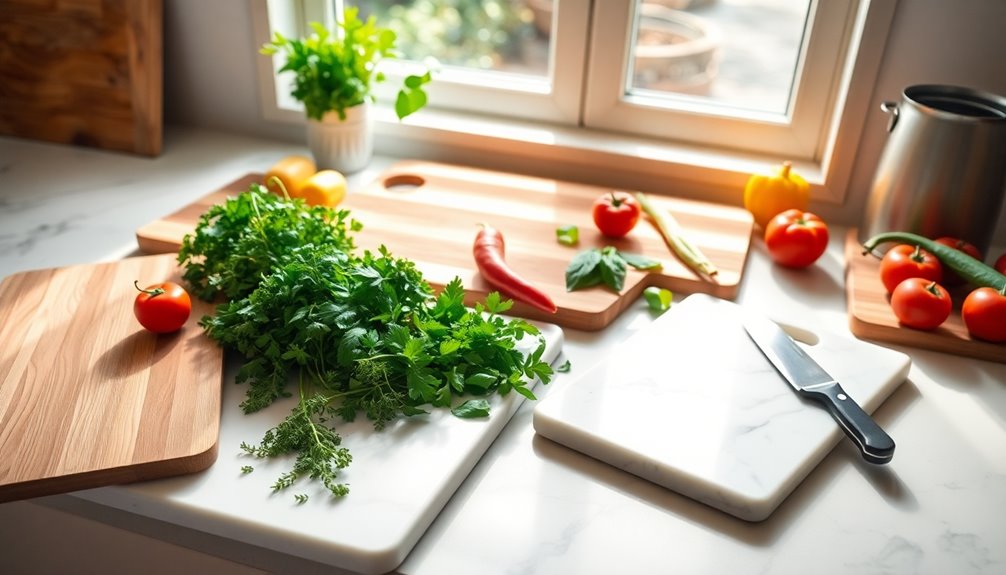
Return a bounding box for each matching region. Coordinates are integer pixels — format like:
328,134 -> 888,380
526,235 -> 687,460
533,294 -> 911,522
76,322 -> 563,575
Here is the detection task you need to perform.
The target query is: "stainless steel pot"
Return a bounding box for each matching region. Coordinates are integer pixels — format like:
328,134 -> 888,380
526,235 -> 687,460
860,85 -> 1006,255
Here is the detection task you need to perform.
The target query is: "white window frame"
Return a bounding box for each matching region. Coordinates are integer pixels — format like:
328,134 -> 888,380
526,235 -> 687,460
250,0 -> 896,206
585,0 -> 854,161
253,0 -> 591,125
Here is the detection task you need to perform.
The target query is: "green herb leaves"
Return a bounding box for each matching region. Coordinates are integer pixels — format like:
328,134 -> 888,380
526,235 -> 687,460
565,247 -> 662,292
451,399 -> 491,419
260,10 -> 431,121
397,71 -> 433,120
181,186 -> 553,500
177,183 -> 359,301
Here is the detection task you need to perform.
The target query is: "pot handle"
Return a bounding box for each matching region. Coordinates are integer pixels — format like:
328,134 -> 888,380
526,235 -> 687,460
880,101 -> 900,132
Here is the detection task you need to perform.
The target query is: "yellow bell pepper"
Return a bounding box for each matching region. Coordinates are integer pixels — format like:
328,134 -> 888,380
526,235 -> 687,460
743,161 -> 810,229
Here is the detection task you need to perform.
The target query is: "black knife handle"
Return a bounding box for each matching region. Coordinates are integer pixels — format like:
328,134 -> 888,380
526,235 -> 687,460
799,382 -> 895,464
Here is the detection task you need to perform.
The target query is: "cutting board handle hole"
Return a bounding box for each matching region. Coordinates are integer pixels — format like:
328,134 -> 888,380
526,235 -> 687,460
779,324 -> 820,346
383,174 -> 426,192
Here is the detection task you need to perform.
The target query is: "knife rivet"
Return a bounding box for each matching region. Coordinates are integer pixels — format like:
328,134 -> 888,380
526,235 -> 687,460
837,393 -> 847,400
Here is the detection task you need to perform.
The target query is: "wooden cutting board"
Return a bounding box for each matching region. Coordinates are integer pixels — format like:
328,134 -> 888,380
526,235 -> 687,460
136,161 -> 755,330
0,254 -> 223,503
0,0 -> 163,156
844,229 -> 1005,364
533,293 -> 912,522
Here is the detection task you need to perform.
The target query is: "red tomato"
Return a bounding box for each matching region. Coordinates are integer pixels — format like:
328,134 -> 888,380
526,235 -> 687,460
934,237 -> 982,286
592,192 -> 640,238
134,281 -> 192,334
878,244 -> 943,294
889,278 -> 952,330
994,252 -> 1006,275
961,287 -> 1006,343
763,209 -> 829,268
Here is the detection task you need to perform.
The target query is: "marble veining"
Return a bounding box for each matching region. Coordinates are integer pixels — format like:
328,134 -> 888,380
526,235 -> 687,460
0,218 -> 80,257
533,294 -> 912,522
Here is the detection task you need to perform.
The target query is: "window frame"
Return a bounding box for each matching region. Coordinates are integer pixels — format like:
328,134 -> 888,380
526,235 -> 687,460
249,0 -> 897,206
584,0 -> 857,161
253,0 -> 592,125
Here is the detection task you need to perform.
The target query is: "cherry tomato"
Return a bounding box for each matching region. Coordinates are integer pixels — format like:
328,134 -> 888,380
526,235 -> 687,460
934,237 -> 982,286
994,252 -> 1006,275
763,209 -> 829,268
878,244 -> 942,294
889,278 -> 952,330
134,281 -> 192,334
961,286 -> 1006,343
592,192 -> 640,238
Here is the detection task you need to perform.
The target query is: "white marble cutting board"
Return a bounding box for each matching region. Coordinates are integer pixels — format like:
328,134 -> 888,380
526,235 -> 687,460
75,321 -> 563,575
532,294 -> 911,522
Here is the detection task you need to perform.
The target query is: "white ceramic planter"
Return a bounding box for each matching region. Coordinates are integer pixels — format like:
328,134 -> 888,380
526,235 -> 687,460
306,103 -> 374,174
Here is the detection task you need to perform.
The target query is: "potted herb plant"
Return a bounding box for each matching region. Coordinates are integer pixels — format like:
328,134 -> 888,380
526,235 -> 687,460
260,8 -> 432,173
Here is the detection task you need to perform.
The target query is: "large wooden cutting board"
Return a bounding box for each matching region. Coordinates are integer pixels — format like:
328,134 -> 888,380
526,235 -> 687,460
0,254 -> 223,503
0,0 -> 163,156
844,229 -> 1005,364
136,161 -> 755,330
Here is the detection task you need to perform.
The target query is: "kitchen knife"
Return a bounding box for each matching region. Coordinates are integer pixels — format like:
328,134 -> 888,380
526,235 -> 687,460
741,310 -> 895,464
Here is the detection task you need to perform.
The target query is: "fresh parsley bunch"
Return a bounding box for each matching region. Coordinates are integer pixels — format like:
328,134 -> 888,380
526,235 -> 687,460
177,183 -> 360,301
204,247 -> 551,498
180,185 -> 553,500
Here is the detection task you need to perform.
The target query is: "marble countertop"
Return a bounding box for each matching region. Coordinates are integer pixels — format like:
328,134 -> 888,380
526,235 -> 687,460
1,128 -> 1005,575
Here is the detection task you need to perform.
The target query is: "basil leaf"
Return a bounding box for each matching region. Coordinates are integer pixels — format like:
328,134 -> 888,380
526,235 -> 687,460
452,399 -> 491,419
556,225 -> 579,246
619,251 -> 662,271
599,247 -> 626,292
566,249 -> 603,291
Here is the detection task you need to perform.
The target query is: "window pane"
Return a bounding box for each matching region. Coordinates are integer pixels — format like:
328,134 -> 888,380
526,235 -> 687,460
628,0 -> 811,115
349,0 -> 550,78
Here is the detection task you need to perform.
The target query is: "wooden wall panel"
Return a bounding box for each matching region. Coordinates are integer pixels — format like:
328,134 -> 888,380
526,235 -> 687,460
0,0 -> 163,156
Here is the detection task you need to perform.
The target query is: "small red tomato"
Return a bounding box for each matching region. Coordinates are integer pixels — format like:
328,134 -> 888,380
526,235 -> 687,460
878,244 -> 943,294
890,278 -> 952,330
994,252 -> 1006,275
763,209 -> 829,268
961,286 -> 1006,343
592,192 -> 640,238
133,280 -> 192,334
934,237 -> 982,286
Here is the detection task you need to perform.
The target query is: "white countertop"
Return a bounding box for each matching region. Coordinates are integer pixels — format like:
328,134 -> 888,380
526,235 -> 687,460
1,128 -> 1005,575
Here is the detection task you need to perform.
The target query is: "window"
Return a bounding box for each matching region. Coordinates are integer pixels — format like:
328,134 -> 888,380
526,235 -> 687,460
251,0 -> 895,204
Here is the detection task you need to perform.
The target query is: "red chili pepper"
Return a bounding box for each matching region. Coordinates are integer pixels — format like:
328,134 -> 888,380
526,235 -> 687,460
473,223 -> 557,314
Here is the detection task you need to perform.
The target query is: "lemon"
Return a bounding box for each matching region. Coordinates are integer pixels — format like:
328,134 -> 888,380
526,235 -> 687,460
265,155 -> 316,199
300,169 -> 347,207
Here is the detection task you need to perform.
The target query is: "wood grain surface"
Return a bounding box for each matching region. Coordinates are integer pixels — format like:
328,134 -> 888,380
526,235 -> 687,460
136,161 -> 755,331
0,0 -> 163,156
0,254 -> 223,503
844,229 -> 1005,363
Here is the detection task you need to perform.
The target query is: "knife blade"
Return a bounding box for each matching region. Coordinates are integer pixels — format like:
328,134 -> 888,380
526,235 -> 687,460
741,309 -> 895,464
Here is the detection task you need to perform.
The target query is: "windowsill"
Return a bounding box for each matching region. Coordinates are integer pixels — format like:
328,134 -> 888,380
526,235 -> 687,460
364,104 -> 830,208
